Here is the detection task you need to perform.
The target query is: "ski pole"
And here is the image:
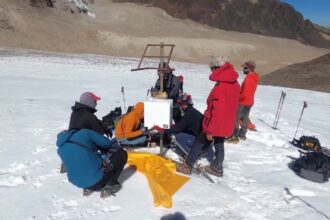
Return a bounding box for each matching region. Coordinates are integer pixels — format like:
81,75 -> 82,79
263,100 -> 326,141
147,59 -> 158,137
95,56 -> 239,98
284,188 -> 329,219
274,91 -> 286,129
273,92 -> 283,128
293,101 -> 307,139
273,91 -> 286,129
146,89 -> 150,100
121,86 -> 127,112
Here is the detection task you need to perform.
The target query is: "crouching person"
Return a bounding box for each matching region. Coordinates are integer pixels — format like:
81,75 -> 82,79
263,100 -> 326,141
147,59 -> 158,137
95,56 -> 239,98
56,128 -> 127,198
115,102 -> 148,147
153,93 -> 204,156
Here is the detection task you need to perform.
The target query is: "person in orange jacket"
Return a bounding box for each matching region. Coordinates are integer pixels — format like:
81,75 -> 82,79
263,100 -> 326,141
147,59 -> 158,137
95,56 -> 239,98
115,102 -> 147,146
227,61 -> 259,143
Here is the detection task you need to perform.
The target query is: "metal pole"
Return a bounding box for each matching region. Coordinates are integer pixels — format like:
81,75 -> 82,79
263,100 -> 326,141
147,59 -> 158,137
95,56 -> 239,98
273,91 -> 286,129
293,101 -> 308,139
159,42 -> 164,155
159,42 -> 165,93
121,86 -> 126,113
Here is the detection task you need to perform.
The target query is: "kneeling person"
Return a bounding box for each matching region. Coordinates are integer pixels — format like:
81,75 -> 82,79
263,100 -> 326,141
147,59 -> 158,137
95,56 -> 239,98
115,102 -> 148,147
153,93 -> 203,156
57,129 -> 127,197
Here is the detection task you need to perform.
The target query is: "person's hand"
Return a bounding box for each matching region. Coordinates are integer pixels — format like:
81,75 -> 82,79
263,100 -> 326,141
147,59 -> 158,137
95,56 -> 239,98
141,127 -> 148,134
206,133 -> 213,141
105,127 -> 113,138
152,125 -> 164,133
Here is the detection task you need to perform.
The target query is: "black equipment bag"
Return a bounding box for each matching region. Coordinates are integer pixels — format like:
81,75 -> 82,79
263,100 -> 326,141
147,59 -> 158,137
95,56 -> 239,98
291,152 -> 330,183
291,136 -> 321,152
102,107 -> 122,130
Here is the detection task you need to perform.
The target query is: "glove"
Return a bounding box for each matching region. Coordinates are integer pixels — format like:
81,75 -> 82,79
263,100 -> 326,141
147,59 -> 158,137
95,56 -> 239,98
152,125 -> 165,133
105,127 -> 113,138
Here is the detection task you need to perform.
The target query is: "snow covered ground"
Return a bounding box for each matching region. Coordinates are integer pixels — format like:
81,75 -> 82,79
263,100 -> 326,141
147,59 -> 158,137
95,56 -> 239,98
0,48 -> 330,220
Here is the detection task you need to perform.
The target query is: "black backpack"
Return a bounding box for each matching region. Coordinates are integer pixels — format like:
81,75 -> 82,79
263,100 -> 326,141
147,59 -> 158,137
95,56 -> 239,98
102,107 -> 122,130
290,152 -> 330,183
297,136 -> 321,152
102,105 -> 135,130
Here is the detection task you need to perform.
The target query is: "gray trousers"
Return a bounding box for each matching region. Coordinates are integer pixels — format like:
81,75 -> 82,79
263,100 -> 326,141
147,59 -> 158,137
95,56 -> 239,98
234,105 -> 251,138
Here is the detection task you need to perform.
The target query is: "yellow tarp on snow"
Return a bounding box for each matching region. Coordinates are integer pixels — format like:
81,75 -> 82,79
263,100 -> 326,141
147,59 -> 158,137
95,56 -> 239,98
127,152 -> 190,208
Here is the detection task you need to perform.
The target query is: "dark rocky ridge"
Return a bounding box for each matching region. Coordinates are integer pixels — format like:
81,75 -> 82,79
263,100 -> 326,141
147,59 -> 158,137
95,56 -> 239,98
113,0 -> 330,48
260,53 -> 330,93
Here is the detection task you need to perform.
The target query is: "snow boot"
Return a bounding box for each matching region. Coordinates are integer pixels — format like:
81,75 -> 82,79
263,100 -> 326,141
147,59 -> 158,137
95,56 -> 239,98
238,136 -> 247,141
83,189 -> 93,197
60,163 -> 67,173
100,183 -> 122,198
225,136 -> 239,144
204,165 -> 223,177
176,161 -> 192,175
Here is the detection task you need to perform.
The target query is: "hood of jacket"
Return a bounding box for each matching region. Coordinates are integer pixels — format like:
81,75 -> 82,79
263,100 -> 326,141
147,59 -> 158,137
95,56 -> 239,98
209,62 -> 239,83
56,129 -> 77,147
134,102 -> 144,119
71,102 -> 96,113
246,72 -> 260,83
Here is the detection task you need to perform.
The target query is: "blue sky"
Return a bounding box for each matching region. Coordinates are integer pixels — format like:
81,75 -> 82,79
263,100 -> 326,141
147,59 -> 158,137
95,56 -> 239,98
282,0 -> 330,26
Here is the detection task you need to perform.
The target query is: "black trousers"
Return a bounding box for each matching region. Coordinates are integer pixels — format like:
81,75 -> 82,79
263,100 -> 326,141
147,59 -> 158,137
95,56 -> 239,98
87,149 -> 127,191
186,133 -> 225,169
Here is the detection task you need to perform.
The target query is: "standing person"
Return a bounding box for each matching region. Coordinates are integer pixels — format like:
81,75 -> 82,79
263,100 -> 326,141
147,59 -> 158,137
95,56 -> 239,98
115,102 -> 147,146
154,61 -> 181,102
176,56 -> 240,177
154,61 -> 182,123
227,61 -> 259,143
152,93 -> 203,156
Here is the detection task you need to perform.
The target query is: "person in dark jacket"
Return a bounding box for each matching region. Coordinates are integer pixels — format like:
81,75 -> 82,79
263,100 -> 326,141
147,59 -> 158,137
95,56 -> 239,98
153,93 -> 203,155
176,56 -> 240,177
154,62 -> 182,123
69,92 -> 107,135
57,129 -> 127,197
154,62 -> 181,102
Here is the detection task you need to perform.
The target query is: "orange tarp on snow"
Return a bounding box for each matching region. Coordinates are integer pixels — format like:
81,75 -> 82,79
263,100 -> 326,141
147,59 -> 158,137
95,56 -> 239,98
127,152 -> 189,208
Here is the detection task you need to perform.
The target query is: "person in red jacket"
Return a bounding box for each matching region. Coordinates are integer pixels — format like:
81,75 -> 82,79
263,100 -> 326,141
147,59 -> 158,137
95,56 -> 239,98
176,56 -> 240,177
227,61 -> 259,143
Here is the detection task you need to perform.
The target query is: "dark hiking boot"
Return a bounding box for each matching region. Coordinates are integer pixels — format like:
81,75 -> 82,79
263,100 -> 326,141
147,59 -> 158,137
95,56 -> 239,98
60,163 -> 67,173
83,189 -> 93,197
100,183 -> 122,198
176,161 -> 192,175
238,136 -> 246,141
225,136 -> 239,144
204,165 -> 223,177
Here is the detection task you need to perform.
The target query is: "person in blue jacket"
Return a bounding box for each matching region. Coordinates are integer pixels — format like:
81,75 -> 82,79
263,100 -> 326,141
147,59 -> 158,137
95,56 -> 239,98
57,128 -> 127,197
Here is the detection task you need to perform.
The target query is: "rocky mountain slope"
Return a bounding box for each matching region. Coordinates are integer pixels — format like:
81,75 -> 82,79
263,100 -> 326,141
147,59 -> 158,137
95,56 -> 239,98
260,53 -> 330,93
113,0 -> 330,49
0,0 -> 329,75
